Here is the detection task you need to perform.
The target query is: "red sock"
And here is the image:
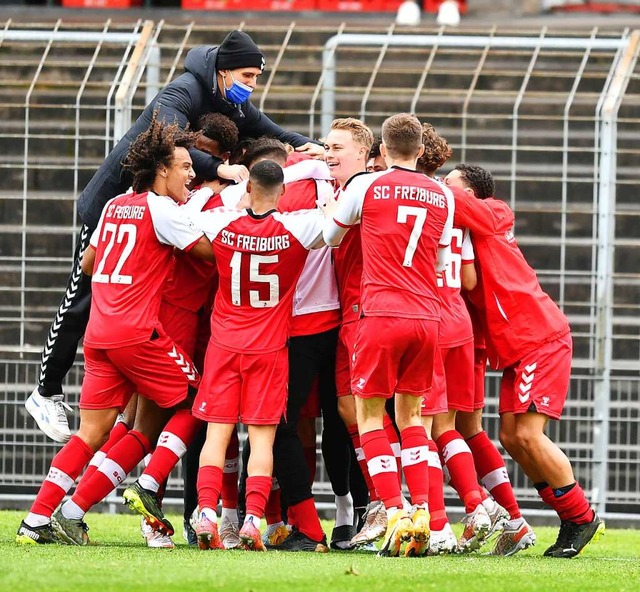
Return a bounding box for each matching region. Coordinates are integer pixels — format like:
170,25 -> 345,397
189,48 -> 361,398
222,430 -> 240,510
198,465 -> 223,512
144,409 -> 202,485
467,430 -> 521,519
400,426 -> 430,506
550,483 -> 595,524
427,439 -> 448,530
478,487 -> 489,502
538,485 -> 555,507
245,475 -> 272,519
289,497 -> 324,541
30,436 -> 94,518
437,430 -> 483,514
265,481 -> 282,525
81,421 -> 129,484
360,429 -> 402,509
72,430 -> 151,512
347,423 -> 378,502
383,414 -> 402,483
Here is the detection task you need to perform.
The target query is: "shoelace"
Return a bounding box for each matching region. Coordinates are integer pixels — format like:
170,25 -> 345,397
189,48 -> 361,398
51,395 -> 72,423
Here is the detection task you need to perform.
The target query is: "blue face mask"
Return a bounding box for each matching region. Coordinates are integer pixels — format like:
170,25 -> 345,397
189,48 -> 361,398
223,72 -> 253,105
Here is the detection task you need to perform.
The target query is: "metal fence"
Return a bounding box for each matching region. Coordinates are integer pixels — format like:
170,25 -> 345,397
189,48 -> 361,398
0,19 -> 638,517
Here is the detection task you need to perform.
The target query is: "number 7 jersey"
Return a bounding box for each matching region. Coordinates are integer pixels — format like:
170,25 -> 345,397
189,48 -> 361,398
195,207 -> 325,353
331,167 -> 454,320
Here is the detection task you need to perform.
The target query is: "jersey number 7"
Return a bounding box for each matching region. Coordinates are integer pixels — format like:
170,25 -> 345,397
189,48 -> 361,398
397,205 -> 427,268
230,251 -> 280,308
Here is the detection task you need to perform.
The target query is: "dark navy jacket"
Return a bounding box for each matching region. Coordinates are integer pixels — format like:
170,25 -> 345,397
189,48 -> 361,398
77,45 -> 315,229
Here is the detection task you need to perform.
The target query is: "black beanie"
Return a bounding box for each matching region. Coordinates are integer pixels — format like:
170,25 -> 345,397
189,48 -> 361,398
216,30 -> 265,72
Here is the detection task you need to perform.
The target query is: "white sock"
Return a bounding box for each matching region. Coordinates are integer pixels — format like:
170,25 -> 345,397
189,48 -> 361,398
335,493 -> 354,527
221,507 -> 238,524
60,499 -> 85,520
200,507 -> 217,523
482,496 -> 498,513
244,514 -> 261,530
138,474 -> 161,493
25,512 -> 50,528
507,517 -> 524,529
266,521 -> 285,534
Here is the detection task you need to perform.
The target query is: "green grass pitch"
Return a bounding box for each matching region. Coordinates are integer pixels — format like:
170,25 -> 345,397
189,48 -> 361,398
1,510 -> 638,592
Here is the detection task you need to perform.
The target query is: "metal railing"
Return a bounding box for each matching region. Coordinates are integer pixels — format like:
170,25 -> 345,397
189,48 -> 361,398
1,19 -> 639,518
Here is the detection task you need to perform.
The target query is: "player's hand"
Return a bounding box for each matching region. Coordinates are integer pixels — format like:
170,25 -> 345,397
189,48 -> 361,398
318,192 -> 338,218
217,163 -> 250,184
295,142 -> 325,160
200,179 -> 230,194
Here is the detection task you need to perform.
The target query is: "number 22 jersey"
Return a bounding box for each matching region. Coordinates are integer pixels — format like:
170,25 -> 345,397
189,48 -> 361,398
84,191 -> 204,349
195,207 -> 324,354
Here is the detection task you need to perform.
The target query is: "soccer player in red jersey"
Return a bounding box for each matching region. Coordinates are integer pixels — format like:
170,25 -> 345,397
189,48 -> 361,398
323,113 -> 454,557
190,160 -> 326,551
445,163 -> 604,559
16,117 -> 212,546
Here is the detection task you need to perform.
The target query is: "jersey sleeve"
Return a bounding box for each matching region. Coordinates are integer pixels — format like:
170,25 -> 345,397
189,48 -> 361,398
283,159 -> 332,183
323,175 -> 369,246
276,210 -> 325,250
219,181 -> 247,208
461,228 -> 474,263
180,187 -> 214,217
451,186 -> 514,237
147,194 -> 204,251
89,197 -> 115,249
191,207 -> 245,242
439,185 -> 455,248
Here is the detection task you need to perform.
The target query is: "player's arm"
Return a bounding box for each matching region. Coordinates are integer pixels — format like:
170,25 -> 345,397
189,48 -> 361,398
283,159 -> 332,184
450,185 -> 511,237
81,246 -> 96,276
460,228 -> 477,291
180,187 -> 214,218
321,176 -> 367,246
186,235 -> 214,263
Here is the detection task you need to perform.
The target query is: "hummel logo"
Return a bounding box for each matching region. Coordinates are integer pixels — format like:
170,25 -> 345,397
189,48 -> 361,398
356,378 -> 365,389
518,362 -> 537,404
379,458 -> 392,470
541,396 -> 550,407
199,402 -> 207,411
518,393 -> 530,404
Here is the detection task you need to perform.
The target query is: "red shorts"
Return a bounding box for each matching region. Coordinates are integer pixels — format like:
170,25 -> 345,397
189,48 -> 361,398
351,316 -> 438,399
499,333 -> 573,420
80,333 -> 199,412
429,341 -> 475,412
192,307 -> 212,371
193,341 -> 288,425
335,322 -> 357,397
420,350 -> 448,416
473,347 -> 487,410
299,378 -> 321,420
159,301 -> 198,359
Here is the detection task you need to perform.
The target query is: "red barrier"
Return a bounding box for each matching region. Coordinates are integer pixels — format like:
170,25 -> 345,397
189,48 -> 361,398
62,0 -> 143,7
181,0 -> 316,10
423,0 -> 467,14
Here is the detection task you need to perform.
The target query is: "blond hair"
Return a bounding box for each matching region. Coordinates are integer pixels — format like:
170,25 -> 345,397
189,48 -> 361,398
330,118 -> 374,152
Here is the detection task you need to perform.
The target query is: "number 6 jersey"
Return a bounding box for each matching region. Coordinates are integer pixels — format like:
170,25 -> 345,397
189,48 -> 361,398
84,191 -> 205,349
194,207 -> 325,353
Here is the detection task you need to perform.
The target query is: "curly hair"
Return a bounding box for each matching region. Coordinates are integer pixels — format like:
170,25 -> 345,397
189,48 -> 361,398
198,113 -> 239,154
122,113 -> 198,193
369,136 -> 382,160
454,163 -> 495,200
417,123 -> 453,176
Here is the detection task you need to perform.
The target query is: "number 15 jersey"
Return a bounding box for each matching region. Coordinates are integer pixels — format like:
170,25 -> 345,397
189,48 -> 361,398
195,207 -> 324,354
331,167 -> 454,320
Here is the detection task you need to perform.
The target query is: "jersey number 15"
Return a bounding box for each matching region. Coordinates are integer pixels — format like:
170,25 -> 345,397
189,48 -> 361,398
230,251 -> 280,308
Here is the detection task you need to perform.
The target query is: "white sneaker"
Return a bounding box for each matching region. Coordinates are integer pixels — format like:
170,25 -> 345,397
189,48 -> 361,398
219,515 -> 240,549
429,522 -> 458,555
458,504 -> 492,552
482,498 -> 510,541
25,388 -> 72,443
141,518 -> 174,548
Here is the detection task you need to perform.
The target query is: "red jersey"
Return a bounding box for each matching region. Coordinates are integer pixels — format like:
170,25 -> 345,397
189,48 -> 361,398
195,207 -> 324,353
328,167 -> 453,320
162,192 -> 222,313
279,179 -> 340,337
437,226 -> 474,348
452,190 -> 570,369
333,217 -> 363,326
84,191 -> 204,349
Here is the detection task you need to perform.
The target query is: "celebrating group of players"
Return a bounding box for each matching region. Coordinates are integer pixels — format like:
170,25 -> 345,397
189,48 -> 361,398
17,31 -> 604,560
